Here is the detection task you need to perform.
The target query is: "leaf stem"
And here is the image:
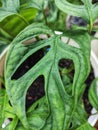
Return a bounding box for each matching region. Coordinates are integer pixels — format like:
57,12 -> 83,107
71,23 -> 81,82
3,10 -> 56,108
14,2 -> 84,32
42,10 -> 48,25
88,22 -> 93,34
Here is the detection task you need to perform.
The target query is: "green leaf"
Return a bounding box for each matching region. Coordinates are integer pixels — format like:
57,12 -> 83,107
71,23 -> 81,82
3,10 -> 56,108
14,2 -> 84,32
75,122 -> 95,130
55,0 -> 87,21
55,0 -> 98,29
88,78 -> 98,111
21,0 -> 48,10
0,0 -> 19,22
5,23 -> 91,129
0,8 -> 37,38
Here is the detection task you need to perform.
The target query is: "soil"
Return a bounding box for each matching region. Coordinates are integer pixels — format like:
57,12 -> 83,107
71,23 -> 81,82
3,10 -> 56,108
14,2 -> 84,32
26,75 -> 45,110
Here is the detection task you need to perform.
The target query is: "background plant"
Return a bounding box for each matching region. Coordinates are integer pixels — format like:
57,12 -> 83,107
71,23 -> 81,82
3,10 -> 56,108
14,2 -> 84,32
0,0 -> 98,130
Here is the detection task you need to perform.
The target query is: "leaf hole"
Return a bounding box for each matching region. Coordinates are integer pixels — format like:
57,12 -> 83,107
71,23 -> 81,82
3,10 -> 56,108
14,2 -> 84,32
58,59 -> 74,94
59,59 -> 73,69
11,45 -> 50,80
26,75 -> 45,110
69,122 -> 73,128
8,101 -> 12,107
58,58 -> 74,81
35,104 -> 39,109
23,34 -> 49,45
61,36 -> 79,48
70,16 -> 87,26
23,38 -> 37,45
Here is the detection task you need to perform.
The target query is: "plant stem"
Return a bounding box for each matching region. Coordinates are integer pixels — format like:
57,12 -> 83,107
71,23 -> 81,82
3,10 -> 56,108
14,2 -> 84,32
17,14 -> 29,25
88,20 -> 93,34
43,10 -> 48,25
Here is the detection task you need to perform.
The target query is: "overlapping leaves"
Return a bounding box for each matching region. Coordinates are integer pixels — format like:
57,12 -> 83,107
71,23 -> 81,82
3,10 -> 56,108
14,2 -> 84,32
55,0 -> 98,29
4,23 -> 95,130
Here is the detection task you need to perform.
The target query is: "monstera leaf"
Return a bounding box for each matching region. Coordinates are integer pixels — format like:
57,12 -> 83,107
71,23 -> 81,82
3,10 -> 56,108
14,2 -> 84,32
55,0 -> 98,30
4,23 -> 93,130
